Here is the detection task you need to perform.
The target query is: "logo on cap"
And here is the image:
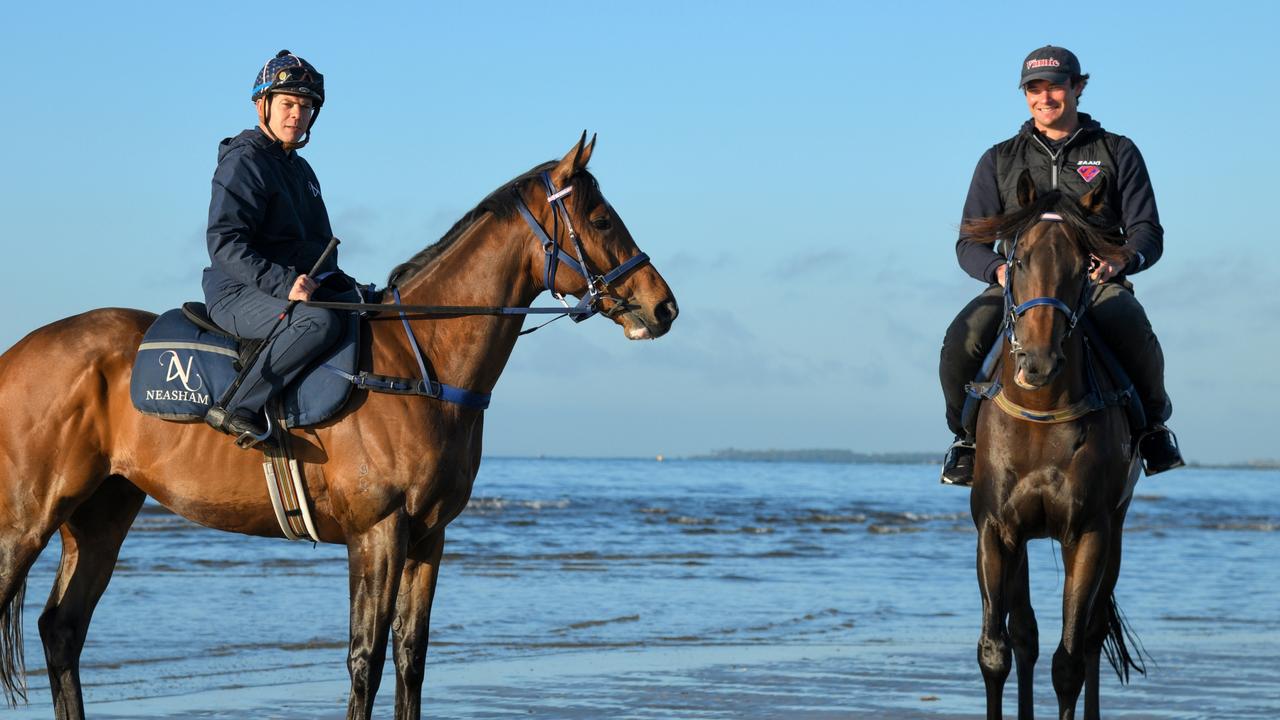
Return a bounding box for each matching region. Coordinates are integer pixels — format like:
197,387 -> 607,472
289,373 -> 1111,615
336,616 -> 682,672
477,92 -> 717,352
1026,59 -> 1062,69
1077,166 -> 1101,183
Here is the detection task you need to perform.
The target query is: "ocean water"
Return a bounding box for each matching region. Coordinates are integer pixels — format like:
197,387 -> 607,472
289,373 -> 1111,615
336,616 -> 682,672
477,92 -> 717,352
9,459 -> 1279,719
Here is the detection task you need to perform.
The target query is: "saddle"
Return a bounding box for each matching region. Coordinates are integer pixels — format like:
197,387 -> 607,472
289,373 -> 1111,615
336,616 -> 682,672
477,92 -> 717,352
129,302 -> 360,428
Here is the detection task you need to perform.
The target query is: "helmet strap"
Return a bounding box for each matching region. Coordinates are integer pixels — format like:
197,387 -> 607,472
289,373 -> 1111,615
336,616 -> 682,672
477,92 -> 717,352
257,95 -> 319,152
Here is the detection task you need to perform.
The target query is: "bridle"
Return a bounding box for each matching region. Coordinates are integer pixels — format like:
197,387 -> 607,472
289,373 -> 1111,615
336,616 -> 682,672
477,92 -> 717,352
310,169 -> 656,410
513,171 -> 651,323
966,209 -> 1136,427
1002,212 -> 1093,355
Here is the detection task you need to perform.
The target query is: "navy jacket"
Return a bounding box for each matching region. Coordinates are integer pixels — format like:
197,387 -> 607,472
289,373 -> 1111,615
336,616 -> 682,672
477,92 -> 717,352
203,128 -> 342,301
956,114 -> 1163,284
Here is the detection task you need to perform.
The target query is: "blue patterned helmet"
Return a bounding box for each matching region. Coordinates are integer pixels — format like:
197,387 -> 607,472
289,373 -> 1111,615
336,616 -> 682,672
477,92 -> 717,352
251,50 -> 324,107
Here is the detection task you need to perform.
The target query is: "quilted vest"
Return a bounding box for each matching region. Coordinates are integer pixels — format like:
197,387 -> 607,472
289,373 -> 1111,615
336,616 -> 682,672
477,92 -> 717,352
993,117 -> 1121,227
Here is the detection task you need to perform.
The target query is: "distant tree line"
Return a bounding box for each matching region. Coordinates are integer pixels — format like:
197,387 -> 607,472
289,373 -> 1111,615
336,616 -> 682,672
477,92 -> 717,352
691,448 -> 938,465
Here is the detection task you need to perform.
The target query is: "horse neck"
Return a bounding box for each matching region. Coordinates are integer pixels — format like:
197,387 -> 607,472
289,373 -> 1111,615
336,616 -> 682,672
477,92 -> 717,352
375,213 -> 540,394
998,328 -> 1090,411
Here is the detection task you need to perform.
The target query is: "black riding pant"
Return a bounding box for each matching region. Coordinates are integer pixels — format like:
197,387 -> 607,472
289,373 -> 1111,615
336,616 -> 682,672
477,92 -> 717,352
939,282 -> 1172,437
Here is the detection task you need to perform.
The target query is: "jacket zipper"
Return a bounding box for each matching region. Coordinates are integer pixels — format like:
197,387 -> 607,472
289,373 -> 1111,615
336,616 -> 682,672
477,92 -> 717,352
1031,127 -> 1084,189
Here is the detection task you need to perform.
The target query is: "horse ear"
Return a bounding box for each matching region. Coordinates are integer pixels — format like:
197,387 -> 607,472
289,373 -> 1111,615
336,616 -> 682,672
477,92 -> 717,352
1016,169 -> 1037,207
551,131 -> 595,186
1078,174 -> 1108,215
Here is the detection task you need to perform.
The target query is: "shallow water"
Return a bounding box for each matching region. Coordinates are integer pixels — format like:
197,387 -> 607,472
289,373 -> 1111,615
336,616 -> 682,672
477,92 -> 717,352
10,460 -> 1280,718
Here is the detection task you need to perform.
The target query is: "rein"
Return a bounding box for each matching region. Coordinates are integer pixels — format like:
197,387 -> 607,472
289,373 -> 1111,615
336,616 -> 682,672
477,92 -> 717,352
312,170 -> 653,410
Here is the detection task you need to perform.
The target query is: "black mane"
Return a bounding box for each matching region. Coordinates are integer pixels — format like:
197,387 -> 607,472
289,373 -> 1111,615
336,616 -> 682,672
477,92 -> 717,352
386,161 -> 599,288
960,191 -> 1132,266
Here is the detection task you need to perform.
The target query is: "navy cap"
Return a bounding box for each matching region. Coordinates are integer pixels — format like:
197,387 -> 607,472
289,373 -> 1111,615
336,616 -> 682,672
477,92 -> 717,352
1020,45 -> 1081,87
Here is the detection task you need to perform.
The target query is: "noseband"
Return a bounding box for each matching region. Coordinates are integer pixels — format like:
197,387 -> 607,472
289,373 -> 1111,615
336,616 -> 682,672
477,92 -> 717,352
513,171 -> 651,322
1003,212 -> 1092,353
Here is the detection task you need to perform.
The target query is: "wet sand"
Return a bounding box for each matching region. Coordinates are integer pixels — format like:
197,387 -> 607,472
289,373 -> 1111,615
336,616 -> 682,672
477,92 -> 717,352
14,639 -> 1270,718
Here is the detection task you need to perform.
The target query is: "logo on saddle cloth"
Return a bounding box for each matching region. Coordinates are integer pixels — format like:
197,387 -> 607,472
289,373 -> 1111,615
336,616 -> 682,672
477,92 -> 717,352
146,350 -> 211,405
1076,161 -> 1102,183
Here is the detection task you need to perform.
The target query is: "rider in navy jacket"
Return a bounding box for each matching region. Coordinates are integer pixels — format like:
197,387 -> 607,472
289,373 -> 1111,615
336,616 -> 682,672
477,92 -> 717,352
201,50 -> 352,448
203,128 -> 340,300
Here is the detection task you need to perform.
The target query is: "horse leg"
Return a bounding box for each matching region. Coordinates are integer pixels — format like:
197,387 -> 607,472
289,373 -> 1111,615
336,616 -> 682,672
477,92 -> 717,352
345,510 -> 409,720
1082,520 -> 1127,720
1006,545 -> 1039,720
976,523 -> 1014,720
1,471 -> 107,707
1052,530 -> 1108,720
37,475 -> 145,720
392,531 -> 445,720
37,478 -> 142,717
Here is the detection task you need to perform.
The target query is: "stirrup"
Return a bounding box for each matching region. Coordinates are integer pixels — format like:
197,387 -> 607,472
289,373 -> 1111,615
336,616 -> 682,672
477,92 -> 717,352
1138,425 -> 1185,476
206,406 -> 274,450
234,413 -> 274,450
940,439 -> 976,487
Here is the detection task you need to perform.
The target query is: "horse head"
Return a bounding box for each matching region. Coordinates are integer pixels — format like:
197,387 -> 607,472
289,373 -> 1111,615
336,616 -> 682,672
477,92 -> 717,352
1004,170 -> 1127,389
518,133 -> 679,340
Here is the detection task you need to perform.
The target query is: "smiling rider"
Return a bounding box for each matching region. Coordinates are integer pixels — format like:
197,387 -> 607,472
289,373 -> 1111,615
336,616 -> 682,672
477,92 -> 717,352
938,45 -> 1185,485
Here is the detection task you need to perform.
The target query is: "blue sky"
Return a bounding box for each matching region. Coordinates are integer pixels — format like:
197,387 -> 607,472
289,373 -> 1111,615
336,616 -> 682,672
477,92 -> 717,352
1,2 -> 1276,463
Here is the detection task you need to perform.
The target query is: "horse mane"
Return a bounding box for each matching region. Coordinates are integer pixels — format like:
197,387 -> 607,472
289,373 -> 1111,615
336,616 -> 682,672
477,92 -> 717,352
386,161 -> 600,288
960,192 -> 1133,266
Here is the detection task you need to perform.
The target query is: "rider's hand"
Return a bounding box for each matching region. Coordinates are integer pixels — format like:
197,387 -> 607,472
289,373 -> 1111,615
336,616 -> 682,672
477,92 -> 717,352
1088,255 -> 1120,283
288,274 -> 317,302
996,263 -> 1009,288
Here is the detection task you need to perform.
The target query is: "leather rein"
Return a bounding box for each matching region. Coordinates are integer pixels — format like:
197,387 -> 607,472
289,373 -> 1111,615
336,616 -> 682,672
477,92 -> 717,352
311,172 -> 651,410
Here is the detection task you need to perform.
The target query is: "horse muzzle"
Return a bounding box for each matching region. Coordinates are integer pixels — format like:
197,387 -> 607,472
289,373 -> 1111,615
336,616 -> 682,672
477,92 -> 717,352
618,296 -> 678,340
1013,349 -> 1063,389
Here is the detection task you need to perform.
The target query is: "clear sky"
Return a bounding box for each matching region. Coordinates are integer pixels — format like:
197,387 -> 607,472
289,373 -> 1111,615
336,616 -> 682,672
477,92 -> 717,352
2,1 -> 1276,463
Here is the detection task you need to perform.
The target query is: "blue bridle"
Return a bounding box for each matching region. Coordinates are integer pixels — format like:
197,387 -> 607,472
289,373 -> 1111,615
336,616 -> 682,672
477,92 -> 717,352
513,171 -> 651,323
1003,212 -> 1093,352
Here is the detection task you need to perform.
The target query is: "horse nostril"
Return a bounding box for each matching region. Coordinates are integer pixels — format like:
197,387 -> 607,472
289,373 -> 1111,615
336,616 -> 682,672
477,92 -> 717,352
654,299 -> 678,325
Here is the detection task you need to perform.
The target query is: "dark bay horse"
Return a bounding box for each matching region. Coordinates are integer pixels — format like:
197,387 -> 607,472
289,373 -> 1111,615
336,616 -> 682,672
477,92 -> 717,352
964,171 -> 1145,720
0,134 -> 678,719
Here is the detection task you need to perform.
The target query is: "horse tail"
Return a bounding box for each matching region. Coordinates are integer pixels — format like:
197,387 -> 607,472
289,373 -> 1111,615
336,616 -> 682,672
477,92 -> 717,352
0,578 -> 27,706
1101,593 -> 1148,684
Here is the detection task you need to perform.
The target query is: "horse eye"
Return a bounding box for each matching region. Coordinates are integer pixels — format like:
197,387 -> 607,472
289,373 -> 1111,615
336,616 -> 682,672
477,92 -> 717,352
591,217 -> 611,230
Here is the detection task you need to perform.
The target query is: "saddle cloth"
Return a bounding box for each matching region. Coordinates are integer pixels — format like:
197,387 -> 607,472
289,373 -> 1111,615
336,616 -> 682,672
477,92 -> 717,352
130,304 -> 359,428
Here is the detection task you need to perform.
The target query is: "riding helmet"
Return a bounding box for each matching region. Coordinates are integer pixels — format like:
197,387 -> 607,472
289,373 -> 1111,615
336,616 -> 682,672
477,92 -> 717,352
251,49 -> 325,107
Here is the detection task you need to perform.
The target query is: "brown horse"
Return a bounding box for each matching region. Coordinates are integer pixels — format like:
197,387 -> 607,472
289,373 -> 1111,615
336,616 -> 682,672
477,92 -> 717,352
0,133 -> 678,719
963,171 -> 1145,720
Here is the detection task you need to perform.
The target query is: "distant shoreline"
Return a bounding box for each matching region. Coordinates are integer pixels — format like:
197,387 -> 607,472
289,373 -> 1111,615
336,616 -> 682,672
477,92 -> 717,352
686,449 -> 1280,470
491,451 -> 1280,470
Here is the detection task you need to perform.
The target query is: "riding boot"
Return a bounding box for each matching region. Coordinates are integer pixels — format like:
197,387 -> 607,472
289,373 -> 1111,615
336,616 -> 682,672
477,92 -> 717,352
940,438 -> 976,486
205,406 -> 277,450
1138,425 -> 1185,476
